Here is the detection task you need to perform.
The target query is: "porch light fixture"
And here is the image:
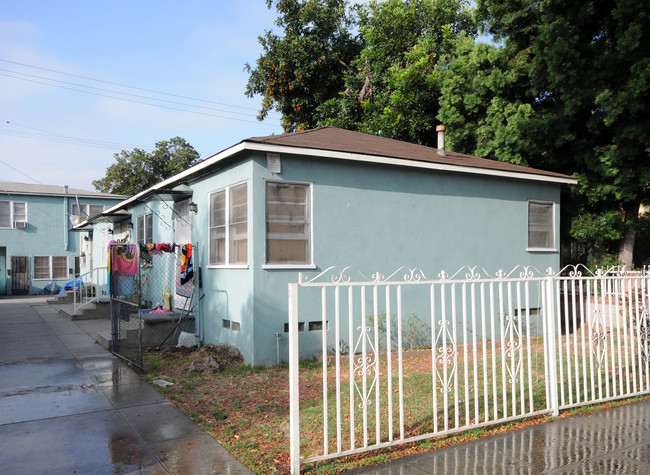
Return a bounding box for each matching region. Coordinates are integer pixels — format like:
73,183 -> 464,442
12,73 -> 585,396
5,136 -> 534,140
127,221 -> 134,229
107,228 -> 113,234
188,202 -> 198,213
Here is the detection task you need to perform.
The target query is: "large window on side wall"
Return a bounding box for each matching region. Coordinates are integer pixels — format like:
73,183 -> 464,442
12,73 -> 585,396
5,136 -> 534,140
265,181 -> 312,267
528,200 -> 555,251
34,256 -> 68,280
209,182 -> 248,266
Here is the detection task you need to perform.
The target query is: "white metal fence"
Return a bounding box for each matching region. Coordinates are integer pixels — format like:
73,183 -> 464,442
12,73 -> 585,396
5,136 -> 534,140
287,265 -> 650,473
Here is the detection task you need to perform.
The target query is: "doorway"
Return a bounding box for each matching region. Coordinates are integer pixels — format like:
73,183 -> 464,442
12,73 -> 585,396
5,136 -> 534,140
10,256 -> 30,295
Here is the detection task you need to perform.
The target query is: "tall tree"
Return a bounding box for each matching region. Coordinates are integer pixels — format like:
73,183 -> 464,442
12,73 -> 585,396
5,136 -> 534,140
245,0 -> 361,132
318,0 -> 476,145
93,137 -> 200,196
449,0 -> 650,266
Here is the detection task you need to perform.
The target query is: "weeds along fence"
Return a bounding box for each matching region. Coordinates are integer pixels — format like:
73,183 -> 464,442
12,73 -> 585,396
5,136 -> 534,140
287,265 -> 650,473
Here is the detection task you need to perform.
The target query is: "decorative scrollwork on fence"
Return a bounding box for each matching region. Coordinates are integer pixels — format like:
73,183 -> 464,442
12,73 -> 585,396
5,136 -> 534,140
591,309 -> 608,369
299,266 -> 372,284
639,307 -> 650,364
434,319 -> 457,393
504,314 -> 523,384
352,325 -> 378,410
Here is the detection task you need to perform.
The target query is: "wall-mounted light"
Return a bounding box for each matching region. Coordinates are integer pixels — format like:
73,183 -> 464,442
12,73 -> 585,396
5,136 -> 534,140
188,202 -> 198,213
107,229 -> 113,234
83,236 -> 89,242
127,221 -> 134,229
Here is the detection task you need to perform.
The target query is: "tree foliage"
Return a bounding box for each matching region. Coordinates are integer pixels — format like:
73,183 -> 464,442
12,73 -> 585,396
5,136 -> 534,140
245,0 -> 361,132
318,0 -> 476,145
92,137 -> 201,196
247,0 -> 650,266
443,0 -> 650,265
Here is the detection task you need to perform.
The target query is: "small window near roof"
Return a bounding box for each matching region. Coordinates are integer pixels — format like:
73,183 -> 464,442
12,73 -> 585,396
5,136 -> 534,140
528,201 -> 554,250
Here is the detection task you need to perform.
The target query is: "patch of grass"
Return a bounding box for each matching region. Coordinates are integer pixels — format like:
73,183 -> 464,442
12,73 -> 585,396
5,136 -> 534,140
142,340 -> 650,475
212,402 -> 228,421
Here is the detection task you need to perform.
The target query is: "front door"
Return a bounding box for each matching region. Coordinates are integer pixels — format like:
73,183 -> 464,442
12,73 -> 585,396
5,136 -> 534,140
10,256 -> 30,295
0,247 -> 6,295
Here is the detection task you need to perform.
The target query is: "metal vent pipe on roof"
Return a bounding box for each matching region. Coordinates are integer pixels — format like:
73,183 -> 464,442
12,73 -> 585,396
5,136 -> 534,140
436,125 -> 446,156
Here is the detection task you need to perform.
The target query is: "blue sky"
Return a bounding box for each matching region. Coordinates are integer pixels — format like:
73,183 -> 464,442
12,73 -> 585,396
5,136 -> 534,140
0,1 -> 285,191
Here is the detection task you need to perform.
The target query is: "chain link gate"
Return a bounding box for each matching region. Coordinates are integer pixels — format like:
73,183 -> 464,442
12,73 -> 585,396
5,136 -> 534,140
110,242 -> 197,368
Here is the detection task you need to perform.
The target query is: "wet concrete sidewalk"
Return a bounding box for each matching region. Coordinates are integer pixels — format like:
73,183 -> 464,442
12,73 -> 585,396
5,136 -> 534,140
343,397 -> 650,474
0,296 -> 252,474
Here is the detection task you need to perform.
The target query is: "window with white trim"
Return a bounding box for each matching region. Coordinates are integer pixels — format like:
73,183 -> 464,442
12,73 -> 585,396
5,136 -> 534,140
34,256 -> 68,280
528,201 -> 554,250
265,181 -> 311,265
71,203 -> 105,219
137,213 -> 153,244
209,182 -> 248,266
0,201 -> 27,228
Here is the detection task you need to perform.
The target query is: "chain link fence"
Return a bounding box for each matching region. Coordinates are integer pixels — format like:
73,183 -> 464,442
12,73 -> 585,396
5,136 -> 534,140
110,242 -> 197,368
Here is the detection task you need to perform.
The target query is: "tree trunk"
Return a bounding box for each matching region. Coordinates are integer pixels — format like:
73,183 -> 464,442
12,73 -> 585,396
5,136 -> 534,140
618,201 -> 641,268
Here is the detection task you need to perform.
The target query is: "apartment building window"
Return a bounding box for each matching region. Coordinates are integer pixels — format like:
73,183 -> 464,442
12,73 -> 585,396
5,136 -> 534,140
528,201 -> 555,250
34,256 -> 68,280
0,201 -> 27,228
137,213 -> 153,244
209,182 -> 248,266
265,181 -> 312,266
71,203 -> 105,219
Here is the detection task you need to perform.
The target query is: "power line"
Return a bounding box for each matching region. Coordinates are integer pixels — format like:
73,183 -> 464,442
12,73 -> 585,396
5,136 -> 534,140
0,58 -> 262,112
0,67 -> 281,122
0,72 -> 279,126
0,120 -> 154,151
0,159 -> 44,184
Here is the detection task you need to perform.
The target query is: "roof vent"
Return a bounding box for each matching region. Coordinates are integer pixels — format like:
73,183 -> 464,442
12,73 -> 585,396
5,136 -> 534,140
436,125 -> 446,156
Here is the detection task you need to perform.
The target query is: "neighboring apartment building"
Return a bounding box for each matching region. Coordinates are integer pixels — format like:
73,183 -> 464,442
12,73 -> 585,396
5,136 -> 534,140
0,182 -> 125,295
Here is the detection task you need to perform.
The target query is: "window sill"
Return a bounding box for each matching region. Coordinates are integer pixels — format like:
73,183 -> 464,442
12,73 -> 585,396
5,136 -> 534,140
207,265 -> 249,270
526,248 -> 558,253
263,264 -> 317,270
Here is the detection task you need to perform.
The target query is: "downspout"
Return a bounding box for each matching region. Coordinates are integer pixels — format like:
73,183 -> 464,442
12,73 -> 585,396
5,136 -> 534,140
63,185 -> 69,251
275,332 -> 283,365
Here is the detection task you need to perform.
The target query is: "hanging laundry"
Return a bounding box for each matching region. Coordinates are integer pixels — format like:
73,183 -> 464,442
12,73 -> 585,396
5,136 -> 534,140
180,243 -> 194,285
112,244 -> 138,275
139,243 -> 152,263
118,274 -> 136,295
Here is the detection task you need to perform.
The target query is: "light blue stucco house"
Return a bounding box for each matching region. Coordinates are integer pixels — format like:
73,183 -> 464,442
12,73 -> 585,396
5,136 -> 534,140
75,127 -> 576,365
0,182 -> 125,295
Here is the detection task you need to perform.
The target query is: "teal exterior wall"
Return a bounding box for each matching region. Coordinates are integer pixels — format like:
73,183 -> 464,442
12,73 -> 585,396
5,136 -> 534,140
0,194 -> 123,295
87,150 -> 563,366
173,154 -> 560,365
188,160 -> 255,361
245,152 -> 561,365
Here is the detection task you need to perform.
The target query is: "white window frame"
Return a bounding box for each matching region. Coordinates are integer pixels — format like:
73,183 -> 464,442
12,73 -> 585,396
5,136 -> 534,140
137,213 -> 153,244
527,200 -> 557,252
71,203 -> 105,219
264,179 -> 315,269
208,181 -> 248,268
33,256 -> 68,280
0,200 -> 28,229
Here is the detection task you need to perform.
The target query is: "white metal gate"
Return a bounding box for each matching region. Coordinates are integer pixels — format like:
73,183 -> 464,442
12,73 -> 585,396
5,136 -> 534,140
288,265 -> 650,473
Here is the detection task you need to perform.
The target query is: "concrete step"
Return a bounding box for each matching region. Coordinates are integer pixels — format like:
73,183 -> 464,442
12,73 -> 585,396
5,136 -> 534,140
46,291 -> 75,304
96,330 -> 112,350
71,302 -> 110,321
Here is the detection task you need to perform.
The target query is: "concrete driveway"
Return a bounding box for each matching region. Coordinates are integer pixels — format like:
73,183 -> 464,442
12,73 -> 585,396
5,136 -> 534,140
0,295 -> 252,474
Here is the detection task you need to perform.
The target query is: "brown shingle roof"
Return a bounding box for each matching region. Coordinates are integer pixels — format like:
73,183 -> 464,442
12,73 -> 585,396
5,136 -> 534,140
246,126 -> 574,181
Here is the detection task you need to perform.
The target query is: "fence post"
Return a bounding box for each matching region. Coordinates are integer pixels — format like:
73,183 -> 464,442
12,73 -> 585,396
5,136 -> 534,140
545,271 -> 560,416
288,282 -> 300,474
